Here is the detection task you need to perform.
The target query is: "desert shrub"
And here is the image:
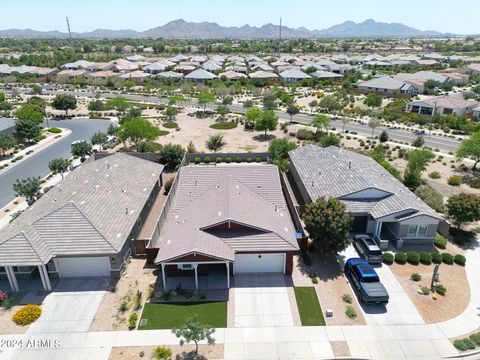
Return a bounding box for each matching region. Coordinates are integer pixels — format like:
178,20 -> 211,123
469,179 -> 480,189
469,333 -> 480,346
434,284 -> 447,296
434,234 -> 447,249
236,156 -> 242,163
342,294 -> 352,304
12,304 -> 42,325
410,273 -> 421,281
383,252 -> 394,265
119,301 -> 129,312
394,252 -> 407,264
164,178 -> 174,194
215,157 -> 222,163
203,156 -> 211,164
421,286 -> 430,295
48,127 -> 62,133
153,346 -> 172,360
463,338 -> 477,350
194,156 -> 201,164
256,157 -> 261,162
225,157 -> 232,163
419,252 -> 432,265
428,171 -> 441,179
441,253 -> 454,265
128,312 -> 138,330
197,291 -> 206,300
296,128 -> 315,141
454,339 -> 470,351
406,252 -> 420,265
431,252 -> 442,264
345,306 -> 357,319
454,254 -> 466,266
447,175 -> 462,186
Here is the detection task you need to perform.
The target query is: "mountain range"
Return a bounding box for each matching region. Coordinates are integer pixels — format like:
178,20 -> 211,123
0,19 -> 449,39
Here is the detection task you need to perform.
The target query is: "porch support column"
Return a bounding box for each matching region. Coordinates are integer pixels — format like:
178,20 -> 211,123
194,264 -> 198,290
161,263 -> 166,291
38,265 -> 47,291
225,262 -> 230,288
39,265 -> 51,291
5,266 -> 19,292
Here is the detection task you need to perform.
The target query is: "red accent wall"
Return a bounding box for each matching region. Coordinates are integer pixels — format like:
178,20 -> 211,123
285,252 -> 293,275
146,247 -> 159,264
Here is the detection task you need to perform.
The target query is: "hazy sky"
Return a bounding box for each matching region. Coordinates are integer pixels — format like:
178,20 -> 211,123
2,0 -> 479,34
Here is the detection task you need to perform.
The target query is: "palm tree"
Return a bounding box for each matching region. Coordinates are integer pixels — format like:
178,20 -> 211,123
206,135 -> 226,152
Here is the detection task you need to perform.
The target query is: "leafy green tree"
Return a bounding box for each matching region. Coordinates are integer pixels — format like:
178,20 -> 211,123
363,94 -> 383,108
403,149 -> 435,190
311,114 -> 331,134
456,131 -> 480,171
308,100 -> 318,114
71,141 -> 93,161
168,95 -> 186,106
88,99 -> 105,111
0,133 -> 15,156
318,133 -> 341,147
368,118 -> 381,138
379,130 -> 389,143
14,106 -> 44,124
262,93 -> 277,110
0,92 -> 5,102
304,197 -> 353,254
159,143 -> 185,168
13,177 -> 42,205
412,136 -> 425,148
52,94 -> 77,116
90,131 -> 108,151
447,193 -> 480,229
216,105 -> 230,120
206,134 -> 226,152
172,315 -> 215,356
30,84 -> 43,95
197,91 -> 216,115
222,96 -> 233,105
106,97 -> 130,113
15,118 -> 41,142
245,107 -> 263,129
48,158 -> 70,179
268,138 -> 297,170
165,106 -> 179,122
254,110 -> 278,138
107,123 -> 118,137
319,96 -> 342,112
0,101 -> 13,116
118,118 -> 162,151
286,104 -> 299,123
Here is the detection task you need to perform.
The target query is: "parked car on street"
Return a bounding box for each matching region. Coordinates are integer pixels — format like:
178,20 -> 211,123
353,234 -> 383,264
344,258 -> 389,305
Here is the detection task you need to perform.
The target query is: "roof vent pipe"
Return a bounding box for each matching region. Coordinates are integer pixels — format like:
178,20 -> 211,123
125,207 -> 128,214
348,161 -> 351,169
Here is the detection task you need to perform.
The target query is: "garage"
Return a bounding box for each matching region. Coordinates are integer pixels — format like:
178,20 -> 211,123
234,253 -> 285,274
56,257 -> 111,278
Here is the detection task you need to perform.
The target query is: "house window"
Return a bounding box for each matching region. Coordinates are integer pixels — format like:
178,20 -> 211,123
418,225 -> 428,237
443,108 -> 453,115
0,266 -> 5,273
407,225 -> 418,237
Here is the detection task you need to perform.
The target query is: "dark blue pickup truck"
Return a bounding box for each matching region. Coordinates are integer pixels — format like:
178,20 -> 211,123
344,258 -> 389,305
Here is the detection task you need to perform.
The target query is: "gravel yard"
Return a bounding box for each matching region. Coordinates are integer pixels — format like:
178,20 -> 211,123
109,344 -> 224,360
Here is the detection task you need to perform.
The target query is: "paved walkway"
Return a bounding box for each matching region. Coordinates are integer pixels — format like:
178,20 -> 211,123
1,244 -> 479,359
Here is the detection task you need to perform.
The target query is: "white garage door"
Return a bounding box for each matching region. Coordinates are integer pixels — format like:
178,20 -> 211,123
234,253 -> 285,274
56,257 -> 111,278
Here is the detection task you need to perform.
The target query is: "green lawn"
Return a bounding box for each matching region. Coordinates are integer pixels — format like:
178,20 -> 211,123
209,121 -> 237,130
294,287 -> 326,326
139,302 -> 227,330
163,122 -> 178,129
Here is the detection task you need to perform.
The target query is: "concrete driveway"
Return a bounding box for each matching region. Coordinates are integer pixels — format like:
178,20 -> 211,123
339,245 -> 425,325
233,275 -> 295,328
27,278 -> 108,334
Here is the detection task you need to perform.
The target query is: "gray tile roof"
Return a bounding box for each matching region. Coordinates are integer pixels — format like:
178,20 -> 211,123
155,165 -> 299,263
357,76 -> 406,91
0,153 -> 164,266
289,145 -> 441,221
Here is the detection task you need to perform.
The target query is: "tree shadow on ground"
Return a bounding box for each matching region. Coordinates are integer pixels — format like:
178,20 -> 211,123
252,134 -> 276,142
296,251 -> 344,282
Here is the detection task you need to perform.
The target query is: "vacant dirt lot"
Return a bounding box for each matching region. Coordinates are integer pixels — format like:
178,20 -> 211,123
0,304 -> 29,335
89,259 -> 158,331
292,254 -> 366,325
109,344 -> 224,360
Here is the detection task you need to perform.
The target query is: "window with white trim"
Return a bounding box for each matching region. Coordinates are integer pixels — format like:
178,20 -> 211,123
407,225 -> 418,237
407,224 -> 428,237
418,225 -> 428,237
177,264 -> 193,270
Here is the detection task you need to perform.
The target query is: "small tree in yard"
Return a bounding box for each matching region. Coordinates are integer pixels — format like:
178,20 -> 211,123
197,91 -> 216,115
216,104 -> 230,121
0,101 -> 14,116
90,131 -> 108,151
159,143 -> 185,168
268,138 -> 297,171
447,193 -> 480,229
286,104 -> 300,123
48,158 -> 70,179
456,131 -> 480,171
304,197 -> 353,254
71,141 -> 93,161
363,93 -> 383,108
368,118 -> 381,138
403,149 -> 435,190
311,114 -> 331,134
118,118 -> 162,151
412,136 -> 425,148
0,133 -> 15,156
206,134 -> 226,152
15,118 -> 42,142
52,94 -> 77,116
254,110 -> 278,138
165,106 -> 178,122
172,315 -> 215,356
341,117 -> 350,132
13,177 -> 42,205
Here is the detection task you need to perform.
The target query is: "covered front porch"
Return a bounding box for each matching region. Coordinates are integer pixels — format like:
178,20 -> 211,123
160,261 -> 231,291
0,264 -> 55,293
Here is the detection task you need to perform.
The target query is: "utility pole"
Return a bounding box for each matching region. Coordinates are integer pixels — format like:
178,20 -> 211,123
66,16 -> 72,47
278,17 -> 282,57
